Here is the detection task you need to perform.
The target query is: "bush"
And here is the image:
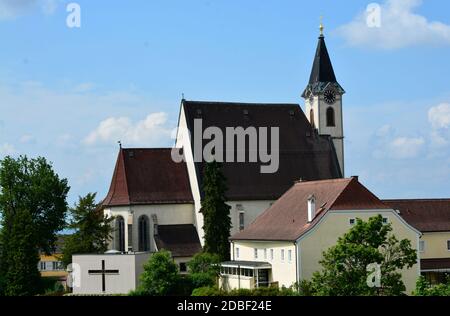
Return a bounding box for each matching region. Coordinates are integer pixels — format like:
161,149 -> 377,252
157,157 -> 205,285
414,276 -> 450,296
192,286 -> 226,296
134,250 -> 180,296
187,252 -> 220,289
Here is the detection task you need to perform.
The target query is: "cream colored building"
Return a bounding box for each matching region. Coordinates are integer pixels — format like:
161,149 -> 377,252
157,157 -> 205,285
384,199 -> 450,284
223,178 -> 421,294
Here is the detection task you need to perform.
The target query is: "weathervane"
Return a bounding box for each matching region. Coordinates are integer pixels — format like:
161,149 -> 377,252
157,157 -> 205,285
319,16 -> 324,36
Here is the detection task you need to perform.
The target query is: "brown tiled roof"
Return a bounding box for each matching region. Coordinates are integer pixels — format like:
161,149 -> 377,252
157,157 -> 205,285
154,224 -> 202,257
182,100 -> 342,201
102,148 -> 193,207
421,258 -> 450,270
231,177 -> 388,241
383,199 -> 450,233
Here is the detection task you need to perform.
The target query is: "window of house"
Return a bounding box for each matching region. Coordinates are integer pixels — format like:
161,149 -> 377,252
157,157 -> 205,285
263,249 -> 267,260
447,240 -> 450,251
116,216 -> 125,252
39,262 -> 46,271
236,247 -> 240,259
281,249 -> 285,261
254,248 -> 258,259
326,107 -> 335,127
419,240 -> 425,252
349,218 -> 355,225
179,263 -> 187,273
52,261 -> 63,270
382,217 -> 388,224
288,250 -> 292,262
270,249 -> 274,261
239,212 -> 245,231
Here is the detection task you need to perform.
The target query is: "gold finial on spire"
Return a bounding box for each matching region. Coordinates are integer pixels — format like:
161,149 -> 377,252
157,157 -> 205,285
319,16 -> 324,35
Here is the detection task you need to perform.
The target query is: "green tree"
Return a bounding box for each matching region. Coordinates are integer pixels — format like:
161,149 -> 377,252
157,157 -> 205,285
200,161 -> 231,261
0,156 -> 69,296
310,215 -> 417,296
134,250 -> 180,296
61,193 -> 114,267
187,252 -> 221,289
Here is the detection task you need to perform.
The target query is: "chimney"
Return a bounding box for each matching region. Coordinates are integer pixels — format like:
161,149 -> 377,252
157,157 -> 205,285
351,175 -> 359,181
308,195 -> 316,223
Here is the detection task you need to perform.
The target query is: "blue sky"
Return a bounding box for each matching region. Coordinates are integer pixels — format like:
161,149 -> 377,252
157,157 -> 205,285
1,0 -> 450,205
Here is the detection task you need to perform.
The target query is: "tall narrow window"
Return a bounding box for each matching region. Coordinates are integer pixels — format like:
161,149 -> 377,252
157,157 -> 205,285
239,212 -> 245,231
270,249 -> 274,260
236,247 -> 240,259
326,107 -> 335,127
254,248 -> 258,259
138,215 -> 150,251
419,240 -> 425,252
116,216 -> 125,252
447,240 -> 450,251
281,249 -> 285,261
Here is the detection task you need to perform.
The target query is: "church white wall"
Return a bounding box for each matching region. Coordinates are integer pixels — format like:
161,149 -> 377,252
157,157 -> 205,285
72,253 -> 151,295
305,95 -> 345,176
175,103 -> 204,245
105,203 -> 195,252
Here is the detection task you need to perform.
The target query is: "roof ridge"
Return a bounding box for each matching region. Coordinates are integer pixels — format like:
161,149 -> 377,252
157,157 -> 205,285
184,100 -> 300,107
294,178 -> 350,186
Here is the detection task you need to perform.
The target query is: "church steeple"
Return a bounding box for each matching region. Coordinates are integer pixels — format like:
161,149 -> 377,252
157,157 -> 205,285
302,22 -> 345,177
301,25 -> 344,98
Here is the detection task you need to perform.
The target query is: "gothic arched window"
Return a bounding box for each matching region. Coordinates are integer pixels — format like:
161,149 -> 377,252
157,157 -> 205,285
115,216 -> 125,252
326,107 -> 335,127
138,215 -> 150,251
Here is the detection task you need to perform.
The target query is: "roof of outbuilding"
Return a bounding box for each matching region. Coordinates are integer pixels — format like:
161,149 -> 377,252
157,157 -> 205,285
102,148 -> 194,207
154,224 -> 202,258
231,177 -> 388,241
182,100 -> 342,201
383,199 -> 450,233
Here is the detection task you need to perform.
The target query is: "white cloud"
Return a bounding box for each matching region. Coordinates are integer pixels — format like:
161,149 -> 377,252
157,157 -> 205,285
73,82 -> 95,93
0,0 -> 59,20
337,0 -> 450,49
0,143 -> 16,156
428,103 -> 450,129
19,134 -> 36,144
84,112 -> 173,146
388,136 -> 425,159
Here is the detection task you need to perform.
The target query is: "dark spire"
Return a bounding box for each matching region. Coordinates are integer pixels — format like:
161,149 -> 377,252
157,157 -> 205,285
308,35 -> 337,85
302,25 -> 344,98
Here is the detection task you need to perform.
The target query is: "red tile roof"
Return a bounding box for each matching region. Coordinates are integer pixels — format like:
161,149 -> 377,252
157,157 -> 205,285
154,224 -> 202,258
231,177 -> 388,241
102,148 -> 194,207
383,199 -> 450,233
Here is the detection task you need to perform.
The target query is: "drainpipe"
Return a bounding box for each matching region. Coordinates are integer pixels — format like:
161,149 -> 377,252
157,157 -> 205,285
294,242 -> 299,284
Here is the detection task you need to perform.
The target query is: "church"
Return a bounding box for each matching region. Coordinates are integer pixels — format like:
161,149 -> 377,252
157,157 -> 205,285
103,27 -> 344,257
70,25 -> 450,295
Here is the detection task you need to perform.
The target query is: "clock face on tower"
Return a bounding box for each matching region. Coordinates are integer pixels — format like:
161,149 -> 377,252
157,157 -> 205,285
324,89 -> 336,105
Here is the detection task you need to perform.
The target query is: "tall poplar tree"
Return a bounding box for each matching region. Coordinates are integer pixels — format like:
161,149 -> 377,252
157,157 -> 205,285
0,156 -> 69,296
200,161 -> 231,261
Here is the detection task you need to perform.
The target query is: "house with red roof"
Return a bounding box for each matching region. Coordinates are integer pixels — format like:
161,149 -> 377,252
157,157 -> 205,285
222,177 -> 421,294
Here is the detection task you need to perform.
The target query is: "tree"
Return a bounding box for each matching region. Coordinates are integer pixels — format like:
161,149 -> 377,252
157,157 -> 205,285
0,156 -> 69,296
200,161 -> 231,261
61,193 -> 114,267
310,215 -> 417,296
134,250 -> 180,296
187,252 -> 221,289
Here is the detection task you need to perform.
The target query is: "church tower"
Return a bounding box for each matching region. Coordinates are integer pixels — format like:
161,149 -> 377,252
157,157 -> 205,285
302,22 -> 345,176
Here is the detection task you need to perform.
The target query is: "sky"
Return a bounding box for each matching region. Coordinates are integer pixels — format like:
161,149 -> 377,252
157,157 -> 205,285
0,0 -> 450,206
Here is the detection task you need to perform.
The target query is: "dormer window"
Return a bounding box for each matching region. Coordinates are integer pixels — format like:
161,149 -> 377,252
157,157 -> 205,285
307,195 -> 316,223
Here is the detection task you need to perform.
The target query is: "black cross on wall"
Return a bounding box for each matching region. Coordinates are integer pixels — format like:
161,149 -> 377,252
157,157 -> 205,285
88,260 -> 119,292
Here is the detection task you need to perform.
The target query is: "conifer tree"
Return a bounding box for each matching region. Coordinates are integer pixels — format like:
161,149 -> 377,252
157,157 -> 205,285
200,161 -> 231,261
